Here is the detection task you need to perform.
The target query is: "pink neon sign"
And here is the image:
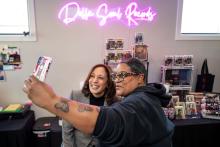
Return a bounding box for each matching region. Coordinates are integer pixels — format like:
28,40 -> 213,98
58,2 -> 157,26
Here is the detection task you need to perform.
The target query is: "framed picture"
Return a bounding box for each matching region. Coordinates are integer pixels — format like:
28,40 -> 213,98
133,44 -> 148,60
0,45 -> 22,70
185,102 -> 197,115
176,102 -> 186,114
175,106 -> 185,119
134,32 -> 144,44
171,95 -> 180,106
185,95 -> 195,102
162,107 -> 175,120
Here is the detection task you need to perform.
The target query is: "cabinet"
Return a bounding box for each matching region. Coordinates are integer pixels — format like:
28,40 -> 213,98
161,65 -> 194,100
0,111 -> 35,147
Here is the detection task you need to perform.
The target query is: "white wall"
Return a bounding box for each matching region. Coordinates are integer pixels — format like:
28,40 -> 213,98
0,0 -> 220,118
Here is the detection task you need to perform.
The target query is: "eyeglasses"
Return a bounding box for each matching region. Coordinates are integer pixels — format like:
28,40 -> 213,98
111,71 -> 139,82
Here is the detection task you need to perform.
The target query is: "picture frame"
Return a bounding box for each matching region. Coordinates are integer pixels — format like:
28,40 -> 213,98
0,46 -> 22,70
185,102 -> 197,115
171,95 -> 180,106
134,32 -> 144,44
133,44 -> 148,60
185,95 -> 195,102
175,105 -> 185,119
176,102 -> 186,114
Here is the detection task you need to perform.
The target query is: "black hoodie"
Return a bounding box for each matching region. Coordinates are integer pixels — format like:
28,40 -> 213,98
93,83 -> 174,147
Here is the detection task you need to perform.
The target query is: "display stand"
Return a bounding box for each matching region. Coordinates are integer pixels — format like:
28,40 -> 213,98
201,93 -> 220,120
161,65 -> 194,100
104,39 -> 149,81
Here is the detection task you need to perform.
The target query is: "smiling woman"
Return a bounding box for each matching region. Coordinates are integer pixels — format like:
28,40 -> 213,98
62,64 -> 118,147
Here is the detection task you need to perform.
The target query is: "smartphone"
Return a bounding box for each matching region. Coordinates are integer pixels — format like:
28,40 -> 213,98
33,56 -> 52,81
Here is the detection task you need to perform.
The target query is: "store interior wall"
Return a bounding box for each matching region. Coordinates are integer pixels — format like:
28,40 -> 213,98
0,0 -> 219,118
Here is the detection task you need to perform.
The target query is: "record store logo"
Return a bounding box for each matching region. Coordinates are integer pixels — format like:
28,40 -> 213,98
58,2 -> 157,27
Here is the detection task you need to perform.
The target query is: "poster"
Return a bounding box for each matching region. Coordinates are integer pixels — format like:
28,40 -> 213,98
0,45 -> 22,70
133,44 -> 148,61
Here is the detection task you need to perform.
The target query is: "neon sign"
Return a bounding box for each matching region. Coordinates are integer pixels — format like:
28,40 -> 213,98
58,2 -> 157,26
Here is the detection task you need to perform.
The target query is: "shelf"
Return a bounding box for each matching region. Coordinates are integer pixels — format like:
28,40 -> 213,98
161,65 -> 194,70
169,86 -> 192,91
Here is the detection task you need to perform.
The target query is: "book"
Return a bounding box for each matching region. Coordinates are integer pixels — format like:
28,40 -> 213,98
3,104 -> 22,112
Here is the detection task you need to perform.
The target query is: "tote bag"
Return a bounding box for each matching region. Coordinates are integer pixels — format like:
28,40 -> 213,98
195,59 -> 215,92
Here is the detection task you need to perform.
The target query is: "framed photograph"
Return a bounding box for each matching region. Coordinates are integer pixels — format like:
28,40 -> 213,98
0,45 -> 22,70
168,107 -> 175,120
133,44 -> 148,60
185,102 -> 197,115
134,32 -> 144,44
176,102 -> 186,114
175,106 -> 185,119
162,107 -> 175,120
106,39 -> 115,50
171,95 -> 180,106
185,95 -> 195,102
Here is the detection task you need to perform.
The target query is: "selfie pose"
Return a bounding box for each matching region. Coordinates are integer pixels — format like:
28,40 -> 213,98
23,58 -> 174,147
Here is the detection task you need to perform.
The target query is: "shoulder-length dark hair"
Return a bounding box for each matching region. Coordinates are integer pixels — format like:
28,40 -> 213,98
81,64 -> 116,105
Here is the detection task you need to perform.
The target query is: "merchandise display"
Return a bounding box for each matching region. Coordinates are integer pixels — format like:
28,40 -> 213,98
164,94 -> 201,120
161,55 -> 194,99
164,55 -> 174,66
104,39 -> 132,69
164,92 -> 220,121
104,38 -> 148,75
183,55 -> 193,66
174,55 -> 183,66
201,93 -> 220,120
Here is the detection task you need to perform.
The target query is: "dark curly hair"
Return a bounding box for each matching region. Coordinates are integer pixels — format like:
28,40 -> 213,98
81,64 -> 117,105
122,58 -> 148,84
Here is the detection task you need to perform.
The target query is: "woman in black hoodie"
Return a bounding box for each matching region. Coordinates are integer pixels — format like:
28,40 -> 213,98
23,58 -> 174,147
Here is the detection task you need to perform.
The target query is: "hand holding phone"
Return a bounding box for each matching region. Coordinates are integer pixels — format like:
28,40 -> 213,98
33,56 -> 52,81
